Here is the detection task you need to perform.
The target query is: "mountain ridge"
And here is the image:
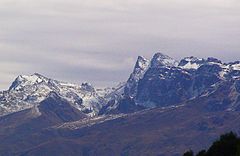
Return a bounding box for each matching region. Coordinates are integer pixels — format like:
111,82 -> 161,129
1,52 -> 240,117
0,52 -> 240,155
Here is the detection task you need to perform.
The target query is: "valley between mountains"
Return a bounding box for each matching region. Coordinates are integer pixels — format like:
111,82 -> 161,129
0,53 -> 240,156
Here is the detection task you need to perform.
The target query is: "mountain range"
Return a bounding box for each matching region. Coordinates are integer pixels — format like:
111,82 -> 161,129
0,52 -> 240,156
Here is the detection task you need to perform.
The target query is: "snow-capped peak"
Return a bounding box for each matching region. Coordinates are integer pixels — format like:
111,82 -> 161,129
178,56 -> 204,69
206,57 -> 222,64
9,73 -> 48,91
230,61 -> 240,71
46,91 -> 61,99
124,56 -> 150,97
1,73 -> 103,117
184,56 -> 200,62
179,56 -> 225,70
150,52 -> 179,68
21,73 -> 46,83
135,56 -> 150,71
81,82 -> 95,92
131,55 -> 150,80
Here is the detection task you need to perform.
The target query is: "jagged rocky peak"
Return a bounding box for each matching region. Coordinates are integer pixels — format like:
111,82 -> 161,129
134,56 -> 150,71
20,73 -> 48,82
46,91 -> 61,99
178,56 -> 205,69
230,61 -> 240,70
206,57 -> 222,64
150,52 -> 179,68
0,73 -> 103,117
124,56 -> 150,96
179,56 -> 223,70
9,73 -> 48,91
129,55 -> 150,80
183,56 -> 201,62
128,56 -> 150,81
81,82 -> 95,92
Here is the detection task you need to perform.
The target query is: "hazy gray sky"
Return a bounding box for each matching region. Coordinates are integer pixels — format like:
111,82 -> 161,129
0,0 -> 240,89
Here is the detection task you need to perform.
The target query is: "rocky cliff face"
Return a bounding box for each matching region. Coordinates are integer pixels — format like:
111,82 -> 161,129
101,52 -> 240,114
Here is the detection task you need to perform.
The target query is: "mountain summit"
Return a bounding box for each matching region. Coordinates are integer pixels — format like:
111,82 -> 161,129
100,52 -> 240,114
150,52 -> 179,67
0,73 -> 102,117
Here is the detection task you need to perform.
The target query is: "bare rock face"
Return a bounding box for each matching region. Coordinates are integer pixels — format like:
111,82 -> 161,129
101,53 -> 240,114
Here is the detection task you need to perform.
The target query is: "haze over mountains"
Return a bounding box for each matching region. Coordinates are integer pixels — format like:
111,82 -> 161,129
0,52 -> 240,156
